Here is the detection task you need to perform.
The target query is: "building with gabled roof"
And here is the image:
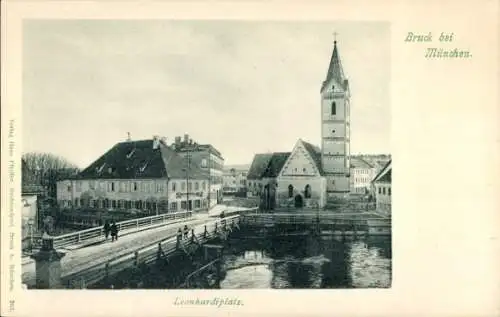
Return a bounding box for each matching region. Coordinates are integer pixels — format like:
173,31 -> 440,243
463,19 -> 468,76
57,136 -> 211,214
274,139 -> 327,209
372,159 -> 391,216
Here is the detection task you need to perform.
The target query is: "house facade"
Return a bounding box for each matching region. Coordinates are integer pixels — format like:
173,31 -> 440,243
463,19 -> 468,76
57,137 -> 210,214
222,165 -> 249,195
172,134 -> 224,208
372,160 -> 392,216
350,157 -> 377,195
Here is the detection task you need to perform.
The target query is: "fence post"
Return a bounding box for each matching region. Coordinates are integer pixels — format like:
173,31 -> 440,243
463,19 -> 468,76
214,222 -> 218,234
150,217 -> 153,225
204,225 -> 207,238
176,235 -> 181,250
191,229 -> 195,243
162,214 -> 165,223
136,219 -> 139,229
134,251 -> 139,266
77,233 -> 81,243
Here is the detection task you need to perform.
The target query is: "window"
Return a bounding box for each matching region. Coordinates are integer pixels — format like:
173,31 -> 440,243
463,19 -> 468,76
133,182 -> 138,191
202,181 -> 206,190
111,200 -> 117,208
181,201 -> 187,210
288,185 -> 294,198
388,188 -> 391,196
195,182 -> 199,190
76,181 -> 82,192
80,199 -> 84,207
188,182 -> 192,191
331,101 -> 336,115
304,184 -> 311,198
111,182 -> 115,192
89,181 -> 96,190
156,182 -> 163,193
170,202 -> 178,211
382,187 -> 386,195
91,200 -> 97,208
74,198 -> 79,207
378,187 -> 382,194
201,159 -> 208,168
195,200 -> 201,208
303,168 -> 306,172
118,200 -> 123,209
172,182 -> 177,192
181,182 -> 186,191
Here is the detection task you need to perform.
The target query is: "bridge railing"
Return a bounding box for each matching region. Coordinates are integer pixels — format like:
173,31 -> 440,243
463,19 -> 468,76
241,213 -> 376,226
62,214 -> 241,288
51,211 -> 193,249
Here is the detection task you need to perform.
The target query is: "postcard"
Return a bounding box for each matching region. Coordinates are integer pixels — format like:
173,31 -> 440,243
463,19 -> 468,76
1,0 -> 498,316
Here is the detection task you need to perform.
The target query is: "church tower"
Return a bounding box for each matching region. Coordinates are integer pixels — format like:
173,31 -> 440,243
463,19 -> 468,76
320,38 -> 351,199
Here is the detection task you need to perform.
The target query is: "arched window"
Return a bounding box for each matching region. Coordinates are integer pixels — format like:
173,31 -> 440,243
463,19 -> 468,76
331,101 -> 336,115
288,185 -> 294,198
304,184 -> 311,198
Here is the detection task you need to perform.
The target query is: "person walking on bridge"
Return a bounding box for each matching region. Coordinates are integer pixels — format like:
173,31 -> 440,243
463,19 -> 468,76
103,220 -> 111,240
110,221 -> 118,242
183,224 -> 189,240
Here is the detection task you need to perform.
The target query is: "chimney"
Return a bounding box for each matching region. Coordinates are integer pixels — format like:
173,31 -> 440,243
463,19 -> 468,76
189,138 -> 193,145
184,134 -> 189,143
175,136 -> 181,145
160,137 -> 167,145
153,135 -> 160,149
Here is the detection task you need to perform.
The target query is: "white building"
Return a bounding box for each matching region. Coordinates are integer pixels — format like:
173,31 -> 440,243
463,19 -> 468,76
222,165 -> 249,195
372,160 -> 391,216
350,157 -> 377,195
57,137 -> 210,214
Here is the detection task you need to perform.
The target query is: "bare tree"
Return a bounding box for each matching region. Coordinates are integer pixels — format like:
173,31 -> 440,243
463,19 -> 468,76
22,152 -> 80,199
22,152 -> 79,173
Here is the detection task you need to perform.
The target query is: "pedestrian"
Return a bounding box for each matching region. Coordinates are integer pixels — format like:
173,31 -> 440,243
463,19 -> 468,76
183,225 -> 189,239
103,220 -> 111,240
110,221 -> 118,242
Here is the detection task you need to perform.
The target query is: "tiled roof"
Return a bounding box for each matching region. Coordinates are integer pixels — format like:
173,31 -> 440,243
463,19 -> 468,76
262,152 -> 291,178
373,160 -> 391,183
78,139 -> 208,180
350,157 -> 374,169
246,153 -> 273,180
301,140 -> 325,176
321,40 -> 348,92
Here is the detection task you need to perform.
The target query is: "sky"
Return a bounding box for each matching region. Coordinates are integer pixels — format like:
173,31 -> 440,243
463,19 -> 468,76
23,20 -> 390,168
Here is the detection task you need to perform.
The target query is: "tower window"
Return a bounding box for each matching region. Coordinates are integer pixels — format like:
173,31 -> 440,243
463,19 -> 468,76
331,102 -> 336,115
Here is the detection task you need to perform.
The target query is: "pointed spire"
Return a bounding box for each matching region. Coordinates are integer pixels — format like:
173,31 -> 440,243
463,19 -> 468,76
321,35 -> 347,92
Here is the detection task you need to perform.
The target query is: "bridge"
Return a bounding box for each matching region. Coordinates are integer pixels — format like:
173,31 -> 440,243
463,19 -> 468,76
22,206 -> 257,288
24,208 -> 390,289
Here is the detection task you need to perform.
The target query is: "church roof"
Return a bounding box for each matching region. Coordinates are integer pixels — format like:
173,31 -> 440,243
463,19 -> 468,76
321,40 -> 348,93
78,139 -> 208,180
261,152 -> 291,178
301,140 -> 325,176
247,153 -> 274,180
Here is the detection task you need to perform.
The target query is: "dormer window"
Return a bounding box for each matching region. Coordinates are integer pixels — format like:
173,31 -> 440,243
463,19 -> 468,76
96,162 -> 106,174
139,162 -> 148,173
126,149 -> 136,159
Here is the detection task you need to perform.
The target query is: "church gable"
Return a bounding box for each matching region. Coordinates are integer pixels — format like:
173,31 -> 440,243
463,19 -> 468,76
280,140 -> 321,177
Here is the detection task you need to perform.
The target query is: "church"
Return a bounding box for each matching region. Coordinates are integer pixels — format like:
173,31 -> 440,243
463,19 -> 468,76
247,38 -> 351,209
